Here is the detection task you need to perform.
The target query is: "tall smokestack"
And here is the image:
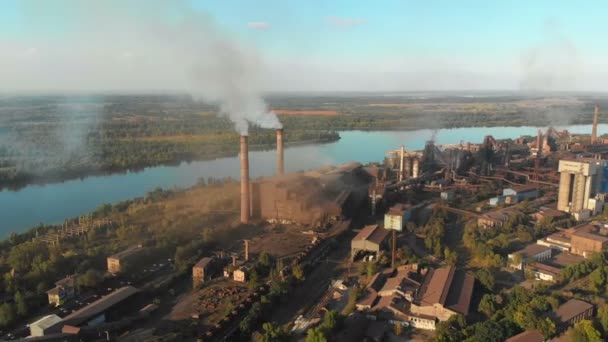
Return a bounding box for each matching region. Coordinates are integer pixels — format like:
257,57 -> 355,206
276,129 -> 284,175
399,146 -> 405,182
592,104 -> 599,144
536,129 -> 542,156
240,136 -> 250,224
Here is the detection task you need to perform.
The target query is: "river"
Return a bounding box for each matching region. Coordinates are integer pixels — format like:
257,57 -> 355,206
0,124 -> 604,237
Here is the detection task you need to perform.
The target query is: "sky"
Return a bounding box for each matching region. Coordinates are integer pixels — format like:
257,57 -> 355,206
1,0 -> 608,93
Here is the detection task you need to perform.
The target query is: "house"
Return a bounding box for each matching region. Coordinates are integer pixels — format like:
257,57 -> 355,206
384,204 -> 411,231
528,262 -> 562,282
351,225 -> 391,260
508,244 -> 552,270
410,266 -> 475,322
29,314 -> 62,337
47,275 -> 76,307
192,257 -> 214,283
570,223 -> 608,257
505,330 -> 544,342
233,265 -> 251,283
554,299 -> 594,328
107,245 -> 146,274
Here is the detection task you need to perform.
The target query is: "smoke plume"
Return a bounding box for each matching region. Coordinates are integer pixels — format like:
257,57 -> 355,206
2,0 -> 281,135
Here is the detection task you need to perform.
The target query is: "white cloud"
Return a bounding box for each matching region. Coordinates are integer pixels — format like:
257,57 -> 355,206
326,16 -> 366,28
247,22 -> 271,30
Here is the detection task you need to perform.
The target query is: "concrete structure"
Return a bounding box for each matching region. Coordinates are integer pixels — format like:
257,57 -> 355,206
440,191 -> 454,201
537,232 -> 572,252
384,203 -> 411,231
351,225 -> 391,260
233,266 -> 250,283
555,299 -> 594,328
570,222 -> 608,257
192,257 -> 214,283
29,314 -> 62,337
592,104 -> 599,144
508,244 -> 552,270
528,262 -> 561,282
557,158 -> 607,215
530,208 -> 569,222
478,208 -> 522,229
503,184 -> 539,201
251,162 -> 369,226
47,275 -> 76,307
107,245 -> 145,274
240,135 -> 250,224
505,330 -> 544,342
385,148 -> 423,180
276,128 -> 284,175
410,266 -> 475,322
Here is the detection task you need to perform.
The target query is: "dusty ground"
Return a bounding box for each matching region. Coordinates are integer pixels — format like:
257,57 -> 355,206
247,224 -> 315,258
169,279 -> 249,325
272,110 -> 339,116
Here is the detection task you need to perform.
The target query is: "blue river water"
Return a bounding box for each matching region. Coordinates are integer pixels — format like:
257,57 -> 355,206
0,124 -> 605,238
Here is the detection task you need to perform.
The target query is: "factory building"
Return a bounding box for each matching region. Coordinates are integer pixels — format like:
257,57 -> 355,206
507,244 -> 552,270
384,203 -> 412,231
557,158 -> 608,217
107,245 -> 146,274
47,275 -> 76,307
192,257 -> 214,284
250,162 -> 370,226
570,223 -> 608,257
351,225 -> 391,260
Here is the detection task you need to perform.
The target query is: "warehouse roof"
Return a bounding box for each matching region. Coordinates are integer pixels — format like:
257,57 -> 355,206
555,299 -> 593,324
108,245 -> 144,260
505,330 -> 544,342
418,266 -> 474,315
194,257 -> 213,269
353,225 -> 391,245
61,286 -> 140,326
511,244 -> 551,258
29,314 -> 62,331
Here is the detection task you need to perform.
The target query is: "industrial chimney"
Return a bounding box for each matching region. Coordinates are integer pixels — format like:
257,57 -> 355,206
399,146 -> 405,182
240,136 -> 250,224
276,129 -> 284,175
592,104 -> 599,144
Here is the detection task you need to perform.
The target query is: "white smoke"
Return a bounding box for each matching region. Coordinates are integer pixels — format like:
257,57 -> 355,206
2,0 -> 281,135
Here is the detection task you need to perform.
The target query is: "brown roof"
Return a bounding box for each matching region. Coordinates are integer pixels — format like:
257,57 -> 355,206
505,330 -> 544,342
529,262 -> 562,276
55,275 -> 76,288
108,245 -> 144,260
534,208 -> 568,219
511,184 -> 539,193
572,230 -> 608,243
513,244 -> 551,258
555,299 -> 594,323
194,257 -> 213,269
353,225 -> 390,245
388,203 -> 411,215
61,286 -> 140,326
418,266 -> 474,316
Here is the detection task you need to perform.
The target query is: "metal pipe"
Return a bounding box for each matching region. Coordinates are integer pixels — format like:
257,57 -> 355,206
240,136 -> 250,224
276,129 -> 284,175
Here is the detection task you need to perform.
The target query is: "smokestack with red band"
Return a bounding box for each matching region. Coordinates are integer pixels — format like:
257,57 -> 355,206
240,135 -> 250,224
277,129 -> 284,175
592,104 -> 599,144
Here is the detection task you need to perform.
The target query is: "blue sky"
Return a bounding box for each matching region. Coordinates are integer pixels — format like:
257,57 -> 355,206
1,0 -> 607,92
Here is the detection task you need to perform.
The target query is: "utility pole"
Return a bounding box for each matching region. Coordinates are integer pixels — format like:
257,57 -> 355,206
391,230 -> 397,269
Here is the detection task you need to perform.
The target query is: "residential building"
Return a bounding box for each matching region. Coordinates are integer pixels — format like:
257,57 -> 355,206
107,245 -> 146,274
505,330 -> 544,342
557,159 -> 607,216
29,314 -> 62,337
192,257 -> 214,283
508,244 -> 552,270
351,225 -> 391,260
47,275 -> 76,307
570,223 -> 608,257
554,299 -> 594,328
410,266 -> 475,322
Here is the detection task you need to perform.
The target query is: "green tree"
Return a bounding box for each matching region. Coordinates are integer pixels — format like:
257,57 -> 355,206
567,320 -> 602,342
475,268 -> 495,292
320,310 -> 341,333
292,263 -> 304,281
0,303 -> 16,328
534,317 -> 556,339
478,294 -> 496,317
342,286 -> 360,315
78,269 -> 103,288
14,291 -> 27,317
598,304 -> 608,335
394,322 -> 403,336
306,327 -> 328,342
366,262 -> 378,278
259,322 -> 286,342
472,320 -> 505,342
443,247 -> 458,265
434,314 -> 466,342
